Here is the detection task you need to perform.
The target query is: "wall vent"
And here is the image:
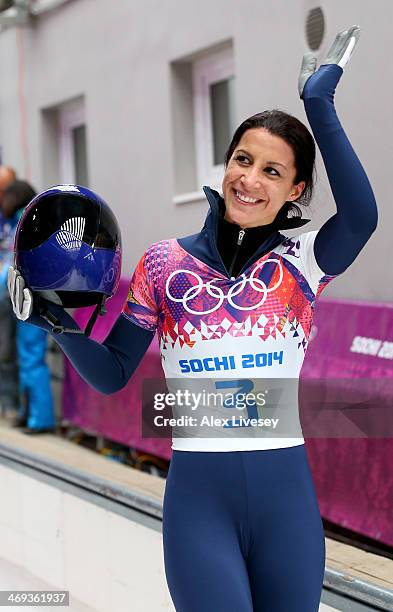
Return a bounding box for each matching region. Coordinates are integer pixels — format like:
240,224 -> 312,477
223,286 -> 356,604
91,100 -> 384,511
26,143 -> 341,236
306,6 -> 325,51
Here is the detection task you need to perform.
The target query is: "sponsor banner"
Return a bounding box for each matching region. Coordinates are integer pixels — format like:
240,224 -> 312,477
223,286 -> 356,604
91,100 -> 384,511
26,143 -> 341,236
302,298 -> 393,547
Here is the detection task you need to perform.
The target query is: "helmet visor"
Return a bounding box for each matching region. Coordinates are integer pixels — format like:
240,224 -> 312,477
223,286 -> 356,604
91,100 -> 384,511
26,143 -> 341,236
16,194 -> 120,251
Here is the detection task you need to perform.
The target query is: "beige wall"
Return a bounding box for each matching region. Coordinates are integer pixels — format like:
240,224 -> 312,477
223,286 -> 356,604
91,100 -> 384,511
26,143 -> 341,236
0,0 -> 390,301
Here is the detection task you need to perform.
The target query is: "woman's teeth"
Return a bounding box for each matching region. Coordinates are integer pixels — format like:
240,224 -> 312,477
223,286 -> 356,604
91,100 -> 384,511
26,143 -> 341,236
235,190 -> 260,204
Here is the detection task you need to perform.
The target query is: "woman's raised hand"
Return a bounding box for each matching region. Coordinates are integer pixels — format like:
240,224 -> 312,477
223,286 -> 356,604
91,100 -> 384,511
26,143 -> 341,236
298,25 -> 360,99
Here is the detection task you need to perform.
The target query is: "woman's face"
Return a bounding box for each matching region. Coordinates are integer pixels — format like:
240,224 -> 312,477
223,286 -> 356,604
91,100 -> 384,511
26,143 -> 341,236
222,127 -> 305,228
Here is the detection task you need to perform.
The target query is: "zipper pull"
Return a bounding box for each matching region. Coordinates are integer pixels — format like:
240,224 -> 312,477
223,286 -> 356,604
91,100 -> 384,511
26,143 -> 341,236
237,229 -> 245,246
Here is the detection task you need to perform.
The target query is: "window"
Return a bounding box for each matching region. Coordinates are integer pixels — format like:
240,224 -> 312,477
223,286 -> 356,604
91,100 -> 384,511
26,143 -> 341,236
59,98 -> 89,186
192,46 -> 235,190
170,43 -> 235,203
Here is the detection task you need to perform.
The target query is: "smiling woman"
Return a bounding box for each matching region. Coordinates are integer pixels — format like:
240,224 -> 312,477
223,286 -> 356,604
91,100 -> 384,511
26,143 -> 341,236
223,109 -> 315,227
8,25 -> 378,612
223,130 -> 300,227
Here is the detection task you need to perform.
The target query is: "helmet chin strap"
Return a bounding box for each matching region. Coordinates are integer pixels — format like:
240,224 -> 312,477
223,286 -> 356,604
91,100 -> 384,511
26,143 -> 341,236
84,295 -> 107,337
36,295 -> 107,337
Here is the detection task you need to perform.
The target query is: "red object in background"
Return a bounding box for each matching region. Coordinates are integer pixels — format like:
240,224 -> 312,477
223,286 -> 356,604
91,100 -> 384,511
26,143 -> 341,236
62,288 -> 393,546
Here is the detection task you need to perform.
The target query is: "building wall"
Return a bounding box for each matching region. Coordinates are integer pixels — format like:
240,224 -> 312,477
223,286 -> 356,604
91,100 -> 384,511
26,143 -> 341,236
0,0 -> 391,301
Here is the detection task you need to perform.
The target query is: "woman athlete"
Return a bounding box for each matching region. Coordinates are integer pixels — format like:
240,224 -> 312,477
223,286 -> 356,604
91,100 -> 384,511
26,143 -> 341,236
9,26 -> 377,612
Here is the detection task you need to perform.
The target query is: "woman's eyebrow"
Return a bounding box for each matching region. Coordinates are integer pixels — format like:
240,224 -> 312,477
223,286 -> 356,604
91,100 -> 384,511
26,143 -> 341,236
235,149 -> 288,170
267,160 -> 287,169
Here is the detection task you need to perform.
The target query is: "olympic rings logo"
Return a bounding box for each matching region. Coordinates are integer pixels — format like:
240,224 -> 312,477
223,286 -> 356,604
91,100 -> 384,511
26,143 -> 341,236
165,258 -> 283,315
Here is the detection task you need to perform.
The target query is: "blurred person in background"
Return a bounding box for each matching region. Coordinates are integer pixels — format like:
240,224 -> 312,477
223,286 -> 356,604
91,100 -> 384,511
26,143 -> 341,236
0,166 -> 19,415
2,180 -> 55,433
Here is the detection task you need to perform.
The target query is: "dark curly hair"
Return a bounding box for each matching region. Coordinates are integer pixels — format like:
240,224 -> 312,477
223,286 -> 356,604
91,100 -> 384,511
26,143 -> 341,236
224,109 -> 316,220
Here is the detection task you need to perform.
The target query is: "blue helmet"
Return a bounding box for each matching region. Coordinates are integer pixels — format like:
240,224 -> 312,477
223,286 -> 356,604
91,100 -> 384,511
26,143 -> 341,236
14,184 -> 122,310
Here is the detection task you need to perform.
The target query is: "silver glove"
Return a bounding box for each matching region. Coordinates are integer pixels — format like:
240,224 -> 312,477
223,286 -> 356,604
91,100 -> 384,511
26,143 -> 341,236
7,265 -> 33,321
298,25 -> 360,98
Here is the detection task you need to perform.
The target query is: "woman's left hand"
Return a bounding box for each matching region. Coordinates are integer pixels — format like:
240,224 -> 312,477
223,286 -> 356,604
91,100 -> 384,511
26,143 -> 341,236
298,25 -> 360,98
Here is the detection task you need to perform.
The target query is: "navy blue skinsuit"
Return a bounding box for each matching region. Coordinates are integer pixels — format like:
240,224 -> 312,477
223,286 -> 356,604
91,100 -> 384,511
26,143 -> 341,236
27,65 -> 377,611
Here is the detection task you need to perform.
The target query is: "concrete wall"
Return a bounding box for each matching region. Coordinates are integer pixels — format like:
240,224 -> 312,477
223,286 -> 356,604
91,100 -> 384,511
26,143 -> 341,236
0,462 -> 174,611
0,0 -> 391,301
